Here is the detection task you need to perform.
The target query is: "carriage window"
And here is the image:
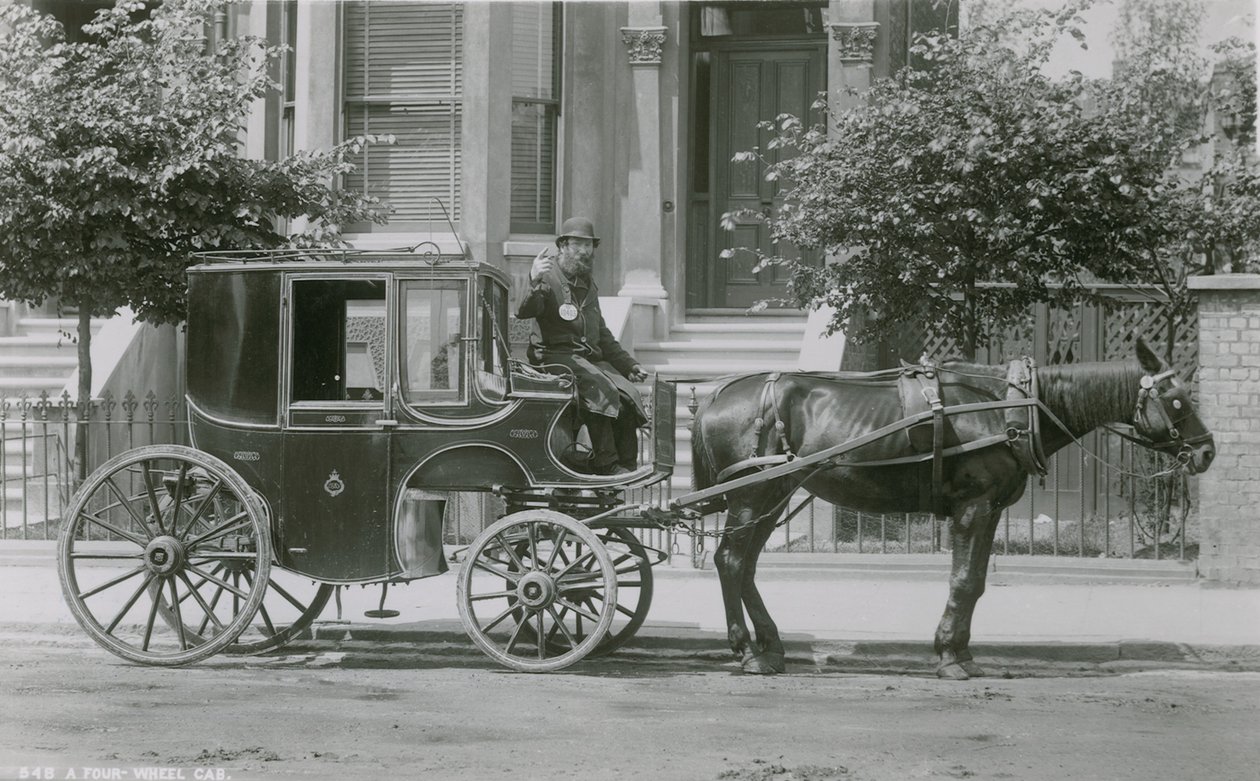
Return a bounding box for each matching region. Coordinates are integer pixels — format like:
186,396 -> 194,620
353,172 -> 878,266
477,279 -> 511,400
290,279 -> 387,403
401,281 -> 467,404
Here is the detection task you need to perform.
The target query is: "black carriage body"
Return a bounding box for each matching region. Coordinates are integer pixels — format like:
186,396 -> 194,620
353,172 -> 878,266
186,254 -> 674,584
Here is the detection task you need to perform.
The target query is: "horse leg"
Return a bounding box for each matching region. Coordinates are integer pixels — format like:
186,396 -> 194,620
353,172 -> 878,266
738,510 -> 787,674
713,501 -> 758,665
934,503 -> 1001,680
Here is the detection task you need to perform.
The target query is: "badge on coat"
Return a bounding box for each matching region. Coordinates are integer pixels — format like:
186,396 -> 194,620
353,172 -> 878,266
558,303 -> 579,321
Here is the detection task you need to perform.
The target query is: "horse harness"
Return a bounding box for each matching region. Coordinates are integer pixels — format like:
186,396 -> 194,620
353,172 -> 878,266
704,360 -> 1200,527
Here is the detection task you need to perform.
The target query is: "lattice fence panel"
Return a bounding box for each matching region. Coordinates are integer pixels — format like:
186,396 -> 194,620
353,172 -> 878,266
1102,300 -> 1198,373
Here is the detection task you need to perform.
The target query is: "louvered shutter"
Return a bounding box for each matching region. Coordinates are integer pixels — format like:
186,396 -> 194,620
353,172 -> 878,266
509,2 -> 558,232
344,1 -> 463,224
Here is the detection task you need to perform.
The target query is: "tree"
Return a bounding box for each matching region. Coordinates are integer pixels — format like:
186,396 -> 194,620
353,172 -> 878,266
0,0 -> 390,408
726,0 -> 1260,361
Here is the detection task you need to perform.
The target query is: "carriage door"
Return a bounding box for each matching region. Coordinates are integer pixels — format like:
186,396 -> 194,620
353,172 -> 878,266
686,3 -> 826,310
280,276 -> 393,581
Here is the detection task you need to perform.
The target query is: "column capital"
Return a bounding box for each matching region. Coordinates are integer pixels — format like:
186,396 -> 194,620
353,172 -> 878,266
619,26 -> 668,66
828,22 -> 879,63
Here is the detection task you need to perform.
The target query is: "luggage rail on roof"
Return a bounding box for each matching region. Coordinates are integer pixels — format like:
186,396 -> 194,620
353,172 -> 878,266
192,241 -> 468,265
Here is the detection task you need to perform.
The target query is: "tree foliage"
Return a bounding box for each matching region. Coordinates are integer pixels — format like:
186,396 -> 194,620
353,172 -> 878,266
727,0 -> 1260,360
0,0 -> 390,328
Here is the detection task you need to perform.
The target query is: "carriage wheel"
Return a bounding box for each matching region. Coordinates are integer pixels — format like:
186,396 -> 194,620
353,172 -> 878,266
157,567 -> 334,655
457,510 -> 617,672
57,446 -> 271,666
511,526 -> 654,657
149,489 -> 333,655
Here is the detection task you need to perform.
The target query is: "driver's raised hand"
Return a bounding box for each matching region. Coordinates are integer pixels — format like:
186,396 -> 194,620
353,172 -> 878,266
530,249 -> 556,283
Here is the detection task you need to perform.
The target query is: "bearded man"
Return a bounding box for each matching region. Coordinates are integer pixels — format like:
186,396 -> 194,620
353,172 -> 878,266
516,217 -> 649,475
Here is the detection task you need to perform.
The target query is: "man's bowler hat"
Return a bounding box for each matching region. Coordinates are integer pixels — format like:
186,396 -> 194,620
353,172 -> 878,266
556,217 -> 600,247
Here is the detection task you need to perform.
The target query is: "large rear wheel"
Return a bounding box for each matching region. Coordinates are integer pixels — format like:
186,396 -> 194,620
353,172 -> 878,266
57,446 -> 271,666
457,510 -> 616,672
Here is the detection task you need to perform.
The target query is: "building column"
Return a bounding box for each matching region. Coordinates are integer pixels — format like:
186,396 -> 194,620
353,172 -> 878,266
461,3 -> 513,269
292,1 -> 337,154
617,10 -> 669,302
1187,274 -> 1260,585
242,0 -> 281,161
826,2 -> 879,116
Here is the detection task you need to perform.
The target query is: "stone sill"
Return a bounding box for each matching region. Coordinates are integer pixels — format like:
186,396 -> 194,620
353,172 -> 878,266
1188,274 -> 1260,290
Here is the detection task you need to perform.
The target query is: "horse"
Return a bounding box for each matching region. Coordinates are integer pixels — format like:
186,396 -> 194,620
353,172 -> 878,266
689,338 -> 1216,679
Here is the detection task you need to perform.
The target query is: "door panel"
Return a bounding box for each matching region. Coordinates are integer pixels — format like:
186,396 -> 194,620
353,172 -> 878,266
704,45 -> 824,309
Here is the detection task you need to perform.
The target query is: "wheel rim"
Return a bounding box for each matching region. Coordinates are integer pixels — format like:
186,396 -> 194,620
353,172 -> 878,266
457,510 -> 617,672
57,446 -> 271,666
512,526 -> 654,657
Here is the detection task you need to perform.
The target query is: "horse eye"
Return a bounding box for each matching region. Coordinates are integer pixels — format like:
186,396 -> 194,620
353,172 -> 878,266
1172,399 -> 1183,410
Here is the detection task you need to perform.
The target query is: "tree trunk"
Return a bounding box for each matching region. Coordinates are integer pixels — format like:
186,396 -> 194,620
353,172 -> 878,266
75,309 -> 92,484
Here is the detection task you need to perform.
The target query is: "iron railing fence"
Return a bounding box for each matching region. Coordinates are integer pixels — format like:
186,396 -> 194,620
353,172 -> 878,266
3,389 -> 1196,565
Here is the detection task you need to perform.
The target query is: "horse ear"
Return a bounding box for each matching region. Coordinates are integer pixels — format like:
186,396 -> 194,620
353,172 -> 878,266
1135,336 -> 1164,374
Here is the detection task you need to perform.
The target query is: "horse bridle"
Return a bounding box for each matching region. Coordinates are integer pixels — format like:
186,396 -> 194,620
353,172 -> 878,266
1124,369 -> 1211,464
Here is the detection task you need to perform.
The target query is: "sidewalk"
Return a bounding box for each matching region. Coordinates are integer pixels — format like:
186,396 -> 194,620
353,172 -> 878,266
4,540 -> 1259,672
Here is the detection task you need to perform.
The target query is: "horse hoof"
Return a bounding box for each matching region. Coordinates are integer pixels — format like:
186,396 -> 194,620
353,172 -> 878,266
742,652 -> 785,675
936,663 -> 971,681
959,659 -> 985,678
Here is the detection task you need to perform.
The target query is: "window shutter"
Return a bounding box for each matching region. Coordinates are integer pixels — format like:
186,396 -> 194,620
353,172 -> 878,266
344,1 -> 463,224
510,2 -> 558,232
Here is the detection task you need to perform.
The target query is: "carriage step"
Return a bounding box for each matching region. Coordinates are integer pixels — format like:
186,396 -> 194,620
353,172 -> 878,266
638,339 -> 798,353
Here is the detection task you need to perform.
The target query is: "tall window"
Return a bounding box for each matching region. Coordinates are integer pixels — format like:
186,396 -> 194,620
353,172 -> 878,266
343,1 -> 463,228
510,2 -> 560,233
279,0 -> 297,161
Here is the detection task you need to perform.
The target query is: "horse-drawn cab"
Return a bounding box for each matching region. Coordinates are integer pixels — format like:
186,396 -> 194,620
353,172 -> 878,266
184,249 -> 674,583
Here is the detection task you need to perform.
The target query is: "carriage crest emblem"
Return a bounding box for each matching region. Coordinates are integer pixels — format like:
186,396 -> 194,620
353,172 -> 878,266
324,470 -> 345,498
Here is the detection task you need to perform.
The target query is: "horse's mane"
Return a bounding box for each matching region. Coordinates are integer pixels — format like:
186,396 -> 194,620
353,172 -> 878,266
1037,359 -> 1143,434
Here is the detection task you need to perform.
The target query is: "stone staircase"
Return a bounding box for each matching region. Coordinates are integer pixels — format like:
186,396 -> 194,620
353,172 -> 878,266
0,304 -> 109,531
635,315 -> 807,496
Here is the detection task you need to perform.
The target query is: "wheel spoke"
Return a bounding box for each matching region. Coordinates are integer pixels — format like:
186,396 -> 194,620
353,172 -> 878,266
167,462 -> 190,538
141,578 -> 164,651
176,571 -> 226,634
614,602 -> 637,619
494,534 -> 528,572
79,510 -> 149,549
544,528 -> 568,570
141,462 -> 167,536
267,579 -> 309,613
546,606 -> 579,651
187,552 -> 259,561
104,572 -> 158,633
184,513 -> 250,549
469,589 -> 516,602
101,478 -> 154,540
186,563 -> 251,600
526,522 -> 539,570
175,479 -> 225,542
70,551 -> 144,560
554,549 -> 597,581
535,612 -> 545,660
472,559 -> 520,583
554,597 -> 601,623
77,565 -> 146,601
479,602 -> 520,633
504,611 -> 531,654
167,578 -> 189,650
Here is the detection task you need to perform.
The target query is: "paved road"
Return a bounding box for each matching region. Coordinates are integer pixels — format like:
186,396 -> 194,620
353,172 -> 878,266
1,636 -> 1258,781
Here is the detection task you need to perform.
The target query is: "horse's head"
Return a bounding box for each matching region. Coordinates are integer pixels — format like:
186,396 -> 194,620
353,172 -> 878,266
1133,338 -> 1215,475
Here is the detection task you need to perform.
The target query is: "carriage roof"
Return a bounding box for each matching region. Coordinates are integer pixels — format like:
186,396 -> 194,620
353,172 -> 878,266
185,248 -> 514,427
189,247 -> 509,283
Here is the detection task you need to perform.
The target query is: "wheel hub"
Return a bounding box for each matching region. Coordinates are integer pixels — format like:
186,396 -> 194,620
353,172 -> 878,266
144,535 -> 185,576
516,572 -> 557,610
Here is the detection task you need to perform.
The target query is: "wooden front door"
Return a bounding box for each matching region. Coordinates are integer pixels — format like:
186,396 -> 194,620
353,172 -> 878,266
688,43 -> 825,310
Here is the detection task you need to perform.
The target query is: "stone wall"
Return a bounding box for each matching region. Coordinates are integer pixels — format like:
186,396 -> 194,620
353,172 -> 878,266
1188,275 -> 1260,585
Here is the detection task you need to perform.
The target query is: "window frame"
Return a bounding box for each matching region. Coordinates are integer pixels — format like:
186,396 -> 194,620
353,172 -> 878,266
509,1 -> 563,234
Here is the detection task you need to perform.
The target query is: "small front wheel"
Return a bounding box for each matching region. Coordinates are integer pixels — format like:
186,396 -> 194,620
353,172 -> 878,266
57,446 -> 271,666
457,510 -> 616,672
